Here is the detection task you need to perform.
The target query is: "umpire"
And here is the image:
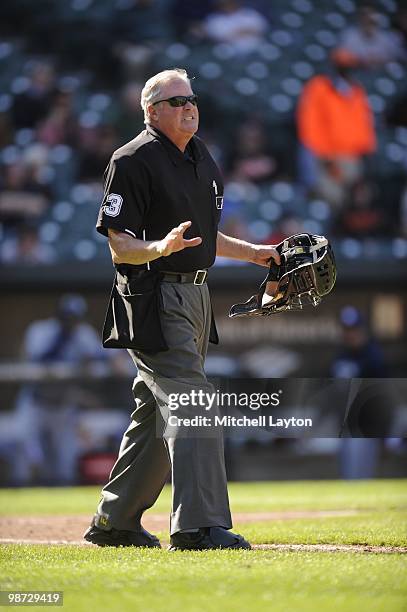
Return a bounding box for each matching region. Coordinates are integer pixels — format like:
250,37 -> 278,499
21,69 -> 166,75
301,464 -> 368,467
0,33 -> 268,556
84,68 -> 279,550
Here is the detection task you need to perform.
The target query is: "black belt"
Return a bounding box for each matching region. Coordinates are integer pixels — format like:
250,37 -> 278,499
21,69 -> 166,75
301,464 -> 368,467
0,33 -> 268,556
161,270 -> 208,285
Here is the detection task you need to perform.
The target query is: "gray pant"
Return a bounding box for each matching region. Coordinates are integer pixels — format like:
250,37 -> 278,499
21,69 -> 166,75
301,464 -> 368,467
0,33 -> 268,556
96,281 -> 232,535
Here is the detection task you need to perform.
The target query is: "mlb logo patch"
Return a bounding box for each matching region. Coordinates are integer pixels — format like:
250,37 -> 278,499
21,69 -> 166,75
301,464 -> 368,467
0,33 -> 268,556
216,196 -> 224,210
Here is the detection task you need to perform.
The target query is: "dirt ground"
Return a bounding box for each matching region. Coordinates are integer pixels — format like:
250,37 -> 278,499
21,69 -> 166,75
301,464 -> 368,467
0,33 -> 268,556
1,510 -> 406,553
0,510 -> 355,541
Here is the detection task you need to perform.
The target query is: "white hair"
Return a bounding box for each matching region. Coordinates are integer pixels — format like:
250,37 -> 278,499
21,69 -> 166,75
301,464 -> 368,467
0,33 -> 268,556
141,68 -> 191,123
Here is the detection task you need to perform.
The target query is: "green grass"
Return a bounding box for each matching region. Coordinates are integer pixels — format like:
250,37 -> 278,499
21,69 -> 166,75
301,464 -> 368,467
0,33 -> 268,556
1,545 -> 406,612
150,509 -> 407,548
1,479 -> 406,516
237,511 -> 407,547
1,481 -> 406,611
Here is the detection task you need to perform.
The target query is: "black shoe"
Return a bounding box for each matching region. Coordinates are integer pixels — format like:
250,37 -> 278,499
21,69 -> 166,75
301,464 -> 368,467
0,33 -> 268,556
169,527 -> 251,551
84,517 -> 161,548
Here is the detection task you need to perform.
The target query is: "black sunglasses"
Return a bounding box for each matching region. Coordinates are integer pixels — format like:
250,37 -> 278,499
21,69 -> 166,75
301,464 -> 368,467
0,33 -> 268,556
153,94 -> 198,107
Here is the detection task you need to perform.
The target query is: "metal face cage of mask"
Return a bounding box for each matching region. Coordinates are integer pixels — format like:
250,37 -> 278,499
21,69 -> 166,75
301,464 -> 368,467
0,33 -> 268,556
229,233 -> 337,317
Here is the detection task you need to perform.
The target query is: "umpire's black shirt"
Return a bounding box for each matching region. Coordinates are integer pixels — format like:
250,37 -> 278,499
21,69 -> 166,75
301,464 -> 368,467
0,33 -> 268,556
96,125 -> 223,273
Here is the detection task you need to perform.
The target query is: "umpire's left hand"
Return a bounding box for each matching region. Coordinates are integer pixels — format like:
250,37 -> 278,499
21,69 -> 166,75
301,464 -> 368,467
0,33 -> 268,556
248,244 -> 280,267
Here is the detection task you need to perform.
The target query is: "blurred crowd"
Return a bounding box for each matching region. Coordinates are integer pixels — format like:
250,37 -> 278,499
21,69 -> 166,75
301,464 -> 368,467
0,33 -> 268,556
0,0 -> 406,264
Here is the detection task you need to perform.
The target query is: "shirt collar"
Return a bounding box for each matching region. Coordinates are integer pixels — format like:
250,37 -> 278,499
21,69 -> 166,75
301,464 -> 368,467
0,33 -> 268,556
145,124 -> 204,166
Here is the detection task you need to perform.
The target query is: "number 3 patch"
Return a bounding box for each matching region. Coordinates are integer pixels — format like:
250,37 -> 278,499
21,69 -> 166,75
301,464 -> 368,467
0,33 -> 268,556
104,193 -> 123,217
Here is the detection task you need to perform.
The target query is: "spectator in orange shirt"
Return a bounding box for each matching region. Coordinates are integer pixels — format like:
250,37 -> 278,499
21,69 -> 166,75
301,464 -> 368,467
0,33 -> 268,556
297,48 -> 376,210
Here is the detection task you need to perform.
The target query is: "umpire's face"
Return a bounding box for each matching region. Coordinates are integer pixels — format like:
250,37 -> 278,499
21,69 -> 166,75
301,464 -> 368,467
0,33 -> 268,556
149,78 -> 199,150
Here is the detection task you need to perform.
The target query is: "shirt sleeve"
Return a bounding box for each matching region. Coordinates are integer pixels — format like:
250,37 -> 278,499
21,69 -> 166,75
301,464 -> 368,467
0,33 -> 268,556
96,155 -> 151,238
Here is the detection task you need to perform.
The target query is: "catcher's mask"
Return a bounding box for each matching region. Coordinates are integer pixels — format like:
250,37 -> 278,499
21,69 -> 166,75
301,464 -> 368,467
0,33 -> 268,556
229,233 -> 337,317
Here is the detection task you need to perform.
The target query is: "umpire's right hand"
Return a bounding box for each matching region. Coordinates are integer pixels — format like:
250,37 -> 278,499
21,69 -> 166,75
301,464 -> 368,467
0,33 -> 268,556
158,221 -> 202,257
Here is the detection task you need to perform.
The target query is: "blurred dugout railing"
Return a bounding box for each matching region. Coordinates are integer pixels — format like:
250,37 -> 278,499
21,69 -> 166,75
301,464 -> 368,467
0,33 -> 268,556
0,364 -> 405,485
